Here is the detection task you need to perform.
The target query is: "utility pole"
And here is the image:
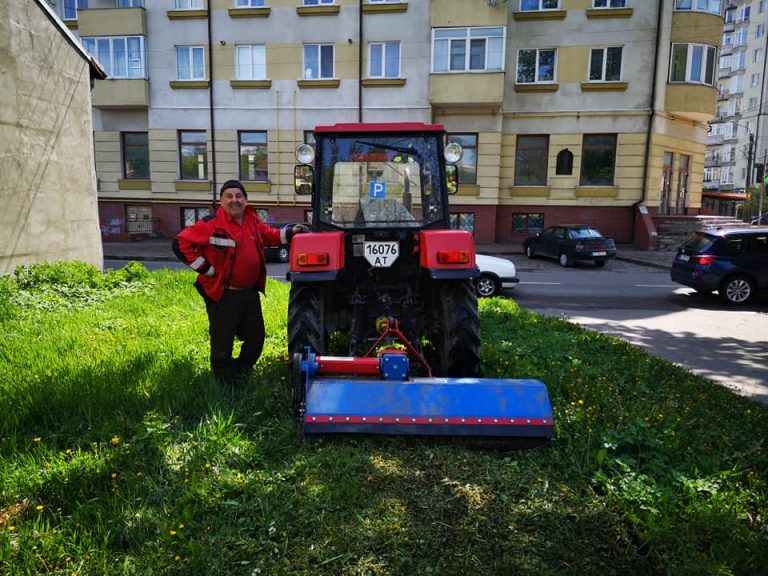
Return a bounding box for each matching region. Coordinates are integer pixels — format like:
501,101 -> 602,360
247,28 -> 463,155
746,131 -> 754,187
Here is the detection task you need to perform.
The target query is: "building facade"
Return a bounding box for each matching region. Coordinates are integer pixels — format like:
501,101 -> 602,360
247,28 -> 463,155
0,0 -> 105,274
705,0 -> 768,218
57,0 -> 723,247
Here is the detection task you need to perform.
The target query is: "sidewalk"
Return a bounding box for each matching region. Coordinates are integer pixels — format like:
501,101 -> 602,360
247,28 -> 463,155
103,238 -> 674,270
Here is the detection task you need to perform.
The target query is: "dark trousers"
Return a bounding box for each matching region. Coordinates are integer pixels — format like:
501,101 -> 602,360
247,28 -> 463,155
204,288 -> 265,381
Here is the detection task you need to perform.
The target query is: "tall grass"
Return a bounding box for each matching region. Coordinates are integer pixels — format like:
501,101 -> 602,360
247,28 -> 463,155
0,262 -> 766,575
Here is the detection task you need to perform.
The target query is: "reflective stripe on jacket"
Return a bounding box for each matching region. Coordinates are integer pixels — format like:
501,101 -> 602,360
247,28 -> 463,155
172,206 -> 285,302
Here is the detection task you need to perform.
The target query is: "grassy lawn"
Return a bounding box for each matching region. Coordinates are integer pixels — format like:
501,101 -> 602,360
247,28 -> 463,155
0,262 -> 766,575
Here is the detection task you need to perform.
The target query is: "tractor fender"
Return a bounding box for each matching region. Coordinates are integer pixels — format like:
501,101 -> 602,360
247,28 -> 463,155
287,231 -> 344,283
420,230 -> 477,280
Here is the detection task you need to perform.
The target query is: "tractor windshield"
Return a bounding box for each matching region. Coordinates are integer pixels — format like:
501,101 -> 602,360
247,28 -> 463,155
316,134 -> 446,229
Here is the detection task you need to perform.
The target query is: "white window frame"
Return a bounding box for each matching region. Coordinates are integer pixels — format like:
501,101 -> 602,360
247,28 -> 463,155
175,0 -> 203,8
81,36 -> 146,79
673,0 -> 722,16
588,46 -> 623,81
520,0 -> 559,10
593,0 -> 626,7
516,48 -> 557,84
757,23 -> 766,38
303,44 -> 335,79
176,46 -> 206,81
669,43 -> 717,86
730,75 -> 744,93
432,27 -> 505,73
235,0 -> 265,6
303,0 -> 335,5
751,73 -> 761,87
235,44 -> 266,80
369,0 -> 402,3
368,42 -> 401,78
117,0 -> 143,7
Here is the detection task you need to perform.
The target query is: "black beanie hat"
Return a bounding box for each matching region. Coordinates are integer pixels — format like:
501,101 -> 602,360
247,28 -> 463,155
220,179 -> 247,198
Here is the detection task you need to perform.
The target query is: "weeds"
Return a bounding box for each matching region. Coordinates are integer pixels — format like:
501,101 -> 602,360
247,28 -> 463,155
0,263 -> 766,575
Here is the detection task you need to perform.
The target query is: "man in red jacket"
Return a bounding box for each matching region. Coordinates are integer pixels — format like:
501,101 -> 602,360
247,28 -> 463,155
173,179 -> 308,383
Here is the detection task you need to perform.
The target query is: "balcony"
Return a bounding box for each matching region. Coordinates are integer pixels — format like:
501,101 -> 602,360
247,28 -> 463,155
704,155 -> 721,167
703,180 -> 720,190
430,72 -> 504,108
92,79 -> 149,108
77,7 -> 146,37
665,83 -> 717,122
718,67 -> 732,79
707,134 -> 724,145
721,44 -> 733,55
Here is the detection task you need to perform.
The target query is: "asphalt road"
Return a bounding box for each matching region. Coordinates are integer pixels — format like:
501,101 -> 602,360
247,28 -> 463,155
106,257 -> 768,404
510,258 -> 768,405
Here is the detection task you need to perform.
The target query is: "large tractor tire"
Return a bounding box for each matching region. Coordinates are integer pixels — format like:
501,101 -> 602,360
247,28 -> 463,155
434,279 -> 481,377
287,283 -> 326,356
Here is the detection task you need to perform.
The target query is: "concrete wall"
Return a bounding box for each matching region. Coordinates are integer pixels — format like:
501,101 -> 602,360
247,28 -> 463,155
0,1 -> 103,274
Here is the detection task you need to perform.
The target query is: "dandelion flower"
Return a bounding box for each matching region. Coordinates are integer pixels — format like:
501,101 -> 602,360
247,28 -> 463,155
35,505 -> 44,511
33,437 -> 41,443
170,530 -> 177,537
110,437 -> 120,446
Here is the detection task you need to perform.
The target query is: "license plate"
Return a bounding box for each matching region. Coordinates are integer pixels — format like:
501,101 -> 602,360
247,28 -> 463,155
363,241 -> 399,268
592,251 -> 607,257
677,253 -> 690,262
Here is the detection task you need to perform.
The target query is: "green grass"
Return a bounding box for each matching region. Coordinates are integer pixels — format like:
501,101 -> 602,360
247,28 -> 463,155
1,262 -> 766,575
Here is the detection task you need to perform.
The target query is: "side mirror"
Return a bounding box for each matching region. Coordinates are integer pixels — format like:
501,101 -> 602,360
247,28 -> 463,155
446,165 -> 459,195
294,164 -> 313,196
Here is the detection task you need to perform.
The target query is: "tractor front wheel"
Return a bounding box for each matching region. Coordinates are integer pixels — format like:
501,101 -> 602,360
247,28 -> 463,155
434,280 -> 481,377
288,283 -> 326,356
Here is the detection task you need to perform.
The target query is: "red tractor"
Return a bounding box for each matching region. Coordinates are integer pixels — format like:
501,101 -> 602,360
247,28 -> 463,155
286,123 -> 553,443
288,122 -> 480,377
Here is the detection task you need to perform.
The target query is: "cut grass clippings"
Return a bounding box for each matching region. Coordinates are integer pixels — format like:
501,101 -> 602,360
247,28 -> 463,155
0,261 -> 766,575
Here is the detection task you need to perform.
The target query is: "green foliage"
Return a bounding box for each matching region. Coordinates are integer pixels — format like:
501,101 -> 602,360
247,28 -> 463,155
0,275 -> 766,575
4,260 -> 154,314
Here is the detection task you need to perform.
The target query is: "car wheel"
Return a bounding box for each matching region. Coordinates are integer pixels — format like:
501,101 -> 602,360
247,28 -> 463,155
525,245 -> 535,259
559,252 -> 570,267
278,245 -> 290,263
719,275 -> 755,305
475,274 -> 500,298
594,260 -> 606,268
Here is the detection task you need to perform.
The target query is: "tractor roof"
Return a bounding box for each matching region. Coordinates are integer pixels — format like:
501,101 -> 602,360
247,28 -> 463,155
313,122 -> 445,134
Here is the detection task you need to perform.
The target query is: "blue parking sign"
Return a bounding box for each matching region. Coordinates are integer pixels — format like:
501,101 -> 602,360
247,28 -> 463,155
369,181 -> 386,199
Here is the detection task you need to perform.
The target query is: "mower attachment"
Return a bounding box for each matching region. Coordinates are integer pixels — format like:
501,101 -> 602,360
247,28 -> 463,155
292,349 -> 554,444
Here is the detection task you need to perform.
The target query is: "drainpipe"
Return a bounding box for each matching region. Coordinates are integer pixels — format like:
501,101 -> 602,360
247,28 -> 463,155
207,4 -> 218,207
358,0 -> 363,122
634,0 -> 664,243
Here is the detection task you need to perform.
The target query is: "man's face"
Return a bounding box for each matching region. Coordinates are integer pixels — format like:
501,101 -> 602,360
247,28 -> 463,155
220,188 -> 247,221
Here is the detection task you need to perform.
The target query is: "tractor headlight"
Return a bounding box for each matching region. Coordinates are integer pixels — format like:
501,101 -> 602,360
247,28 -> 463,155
444,142 -> 463,164
296,143 -> 315,164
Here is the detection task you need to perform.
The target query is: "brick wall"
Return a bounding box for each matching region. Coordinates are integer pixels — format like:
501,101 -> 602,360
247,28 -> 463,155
497,206 -> 634,244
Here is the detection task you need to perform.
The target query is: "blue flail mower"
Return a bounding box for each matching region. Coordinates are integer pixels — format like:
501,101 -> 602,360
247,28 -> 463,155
293,350 -> 554,442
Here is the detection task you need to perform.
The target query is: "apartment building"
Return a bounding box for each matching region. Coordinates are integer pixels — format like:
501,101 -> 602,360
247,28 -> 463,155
705,0 -> 768,217
57,0 -> 722,247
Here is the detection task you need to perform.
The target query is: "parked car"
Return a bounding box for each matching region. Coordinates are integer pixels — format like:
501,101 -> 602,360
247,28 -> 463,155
670,227 -> 768,304
264,222 -> 298,263
751,212 -> 768,225
474,254 -> 519,298
523,225 -> 617,267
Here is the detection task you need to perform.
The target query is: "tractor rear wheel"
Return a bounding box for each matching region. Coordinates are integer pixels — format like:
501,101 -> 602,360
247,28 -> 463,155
434,280 -> 481,377
288,283 -> 326,355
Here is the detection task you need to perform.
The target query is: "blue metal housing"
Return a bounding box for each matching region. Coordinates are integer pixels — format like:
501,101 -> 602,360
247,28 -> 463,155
303,377 -> 554,440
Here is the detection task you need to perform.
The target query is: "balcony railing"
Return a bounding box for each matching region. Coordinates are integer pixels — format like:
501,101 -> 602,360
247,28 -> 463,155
126,218 -> 159,236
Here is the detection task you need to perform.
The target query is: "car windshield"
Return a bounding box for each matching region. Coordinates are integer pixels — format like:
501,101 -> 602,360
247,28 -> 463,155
316,134 -> 446,229
568,228 -> 602,239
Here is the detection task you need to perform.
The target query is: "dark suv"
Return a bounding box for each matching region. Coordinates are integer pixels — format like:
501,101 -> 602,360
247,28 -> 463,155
670,227 -> 768,304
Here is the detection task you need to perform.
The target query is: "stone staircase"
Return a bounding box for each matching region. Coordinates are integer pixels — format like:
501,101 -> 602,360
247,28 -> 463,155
654,215 -> 746,251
